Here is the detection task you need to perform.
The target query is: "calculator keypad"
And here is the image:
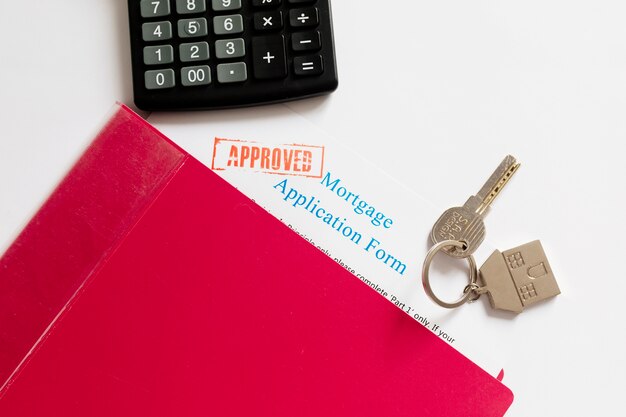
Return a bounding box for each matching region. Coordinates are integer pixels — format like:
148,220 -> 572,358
215,38 -> 245,58
140,0 -> 171,18
129,0 -> 337,109
178,18 -> 208,37
217,62 -> 248,83
254,11 -> 284,32
180,42 -> 210,61
176,0 -> 207,14
213,0 -> 242,11
252,0 -> 282,8
294,55 -> 323,76
142,22 -> 173,41
143,45 -> 175,65
288,8 -> 318,28
181,65 -> 212,85
213,15 -> 244,35
145,69 -> 176,89
252,36 -> 287,79
291,31 -> 320,52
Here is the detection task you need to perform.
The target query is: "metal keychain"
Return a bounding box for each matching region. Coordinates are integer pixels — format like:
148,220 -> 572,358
422,239 -> 560,313
423,156 -> 560,313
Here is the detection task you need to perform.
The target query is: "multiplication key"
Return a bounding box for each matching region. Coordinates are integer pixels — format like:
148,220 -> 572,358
430,155 -> 520,258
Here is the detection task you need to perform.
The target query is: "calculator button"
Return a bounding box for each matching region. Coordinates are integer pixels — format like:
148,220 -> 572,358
145,69 -> 176,89
289,8 -> 319,28
213,15 -> 244,35
294,55 -> 323,76
180,42 -> 210,62
287,0 -> 315,3
176,0 -> 207,14
252,0 -> 282,8
212,0 -> 242,11
142,21 -> 172,42
215,38 -> 246,59
140,0 -> 171,18
143,45 -> 174,65
254,11 -> 283,32
291,31 -> 321,52
181,65 -> 212,86
178,18 -> 209,38
252,36 -> 287,79
217,63 -> 248,83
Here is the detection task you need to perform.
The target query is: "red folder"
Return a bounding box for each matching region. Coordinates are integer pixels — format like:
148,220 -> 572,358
0,105 -> 513,416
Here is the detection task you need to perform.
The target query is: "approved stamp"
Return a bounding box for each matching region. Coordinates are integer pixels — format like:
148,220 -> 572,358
211,138 -> 325,178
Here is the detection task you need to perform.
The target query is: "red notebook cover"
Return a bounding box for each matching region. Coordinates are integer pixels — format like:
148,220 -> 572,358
0,104 -> 513,416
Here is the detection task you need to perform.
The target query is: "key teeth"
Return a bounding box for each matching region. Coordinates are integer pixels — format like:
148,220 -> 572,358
430,155 -> 520,258
474,155 -> 520,210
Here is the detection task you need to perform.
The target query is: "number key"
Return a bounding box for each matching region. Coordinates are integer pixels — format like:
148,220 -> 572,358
142,21 -> 172,41
181,65 -> 212,86
176,0 -> 207,14
145,69 -> 175,89
212,0 -> 242,11
140,0 -> 171,18
143,45 -> 174,65
178,18 -> 209,38
180,42 -> 210,62
215,38 -> 246,58
213,15 -> 244,35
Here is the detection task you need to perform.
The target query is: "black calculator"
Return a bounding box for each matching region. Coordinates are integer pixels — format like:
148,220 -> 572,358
127,0 -> 338,110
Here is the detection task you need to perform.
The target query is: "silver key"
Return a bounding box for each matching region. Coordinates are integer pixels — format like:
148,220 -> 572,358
430,155 -> 520,258
477,240 -> 560,313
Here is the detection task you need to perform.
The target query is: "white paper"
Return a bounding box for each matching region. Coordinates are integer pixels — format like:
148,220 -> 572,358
149,105 -> 506,375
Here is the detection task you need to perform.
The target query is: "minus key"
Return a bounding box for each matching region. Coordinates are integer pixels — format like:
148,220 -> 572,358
291,31 -> 321,52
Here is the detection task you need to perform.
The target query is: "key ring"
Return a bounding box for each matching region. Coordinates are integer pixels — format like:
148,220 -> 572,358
422,240 -> 480,308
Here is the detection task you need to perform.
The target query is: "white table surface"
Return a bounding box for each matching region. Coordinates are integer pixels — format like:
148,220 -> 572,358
1,1 -> 625,415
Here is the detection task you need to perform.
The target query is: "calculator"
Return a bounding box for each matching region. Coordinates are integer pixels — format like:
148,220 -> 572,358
127,0 -> 338,110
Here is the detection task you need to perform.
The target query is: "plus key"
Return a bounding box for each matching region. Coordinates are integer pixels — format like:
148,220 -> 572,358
252,35 -> 287,79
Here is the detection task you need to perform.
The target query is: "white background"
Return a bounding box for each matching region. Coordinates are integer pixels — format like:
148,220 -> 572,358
1,1 -> 625,415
